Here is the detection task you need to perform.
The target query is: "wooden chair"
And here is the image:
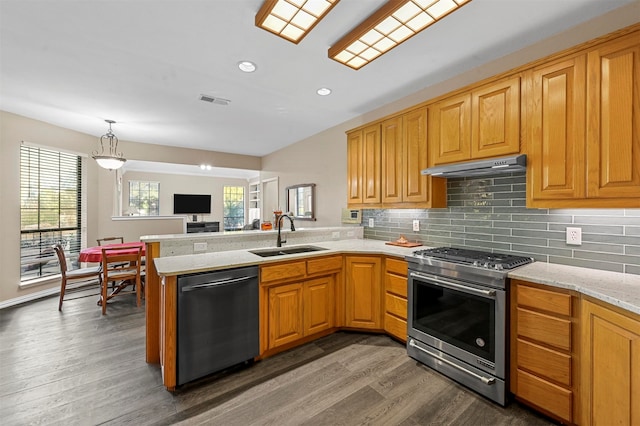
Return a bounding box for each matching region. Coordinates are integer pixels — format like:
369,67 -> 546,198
54,244 -> 102,311
96,236 -> 124,246
100,245 -> 143,315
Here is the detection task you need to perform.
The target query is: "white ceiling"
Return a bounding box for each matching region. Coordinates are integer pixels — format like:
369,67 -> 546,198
1,0 -> 637,162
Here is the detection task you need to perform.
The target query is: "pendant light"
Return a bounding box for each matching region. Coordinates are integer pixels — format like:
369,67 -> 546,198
92,119 -> 126,170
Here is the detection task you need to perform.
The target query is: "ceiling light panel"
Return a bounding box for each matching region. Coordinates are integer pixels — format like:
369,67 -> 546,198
256,0 -> 340,44
329,0 -> 471,70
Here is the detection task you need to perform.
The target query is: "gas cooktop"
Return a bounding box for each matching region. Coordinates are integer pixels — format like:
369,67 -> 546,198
410,247 -> 534,271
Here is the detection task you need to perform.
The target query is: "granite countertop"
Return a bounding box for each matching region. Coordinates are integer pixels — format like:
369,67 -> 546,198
153,239 -> 640,316
508,262 -> 640,316
153,239 -> 419,276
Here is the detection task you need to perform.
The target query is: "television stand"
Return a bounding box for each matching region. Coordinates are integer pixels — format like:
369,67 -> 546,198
186,221 -> 220,233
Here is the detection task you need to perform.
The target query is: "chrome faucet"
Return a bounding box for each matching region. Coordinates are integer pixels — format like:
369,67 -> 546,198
276,214 -> 295,247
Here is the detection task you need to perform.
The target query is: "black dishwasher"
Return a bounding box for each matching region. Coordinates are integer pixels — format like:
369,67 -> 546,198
177,265 -> 259,386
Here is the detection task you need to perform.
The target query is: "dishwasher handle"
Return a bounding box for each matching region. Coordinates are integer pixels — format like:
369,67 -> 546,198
181,275 -> 256,292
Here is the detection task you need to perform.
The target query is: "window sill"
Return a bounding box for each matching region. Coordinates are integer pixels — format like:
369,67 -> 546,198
19,275 -> 60,289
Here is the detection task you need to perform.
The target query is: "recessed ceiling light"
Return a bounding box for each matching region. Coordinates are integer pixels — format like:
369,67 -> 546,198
238,61 -> 257,73
316,87 -> 332,96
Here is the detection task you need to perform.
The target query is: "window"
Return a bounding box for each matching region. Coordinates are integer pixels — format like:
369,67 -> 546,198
20,145 -> 82,281
223,186 -> 245,231
128,181 -> 159,216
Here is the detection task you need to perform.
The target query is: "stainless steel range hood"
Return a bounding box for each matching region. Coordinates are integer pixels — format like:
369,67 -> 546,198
421,154 -> 526,178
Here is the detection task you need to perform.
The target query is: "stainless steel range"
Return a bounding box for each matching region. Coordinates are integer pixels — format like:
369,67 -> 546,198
405,247 -> 533,406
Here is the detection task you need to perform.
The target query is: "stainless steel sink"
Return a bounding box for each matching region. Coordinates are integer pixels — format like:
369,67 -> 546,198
249,245 -> 327,257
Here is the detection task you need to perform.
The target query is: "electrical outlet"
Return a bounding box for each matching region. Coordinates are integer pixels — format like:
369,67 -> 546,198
566,227 -> 582,246
347,231 -> 354,237
194,242 -> 207,251
368,218 -> 375,227
413,219 -> 420,232
332,231 -> 340,239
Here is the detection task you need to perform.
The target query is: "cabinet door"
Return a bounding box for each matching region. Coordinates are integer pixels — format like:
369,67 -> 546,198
347,130 -> 363,204
381,116 -> 403,204
586,34 -> 640,200
471,76 -> 521,159
268,283 -> 304,349
345,256 -> 382,329
581,299 -> 640,426
304,276 -> 335,336
403,107 -> 430,203
430,93 -> 471,165
362,124 -> 382,204
527,56 -> 586,204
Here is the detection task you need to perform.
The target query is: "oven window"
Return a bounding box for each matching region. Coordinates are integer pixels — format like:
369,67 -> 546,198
413,279 -> 495,362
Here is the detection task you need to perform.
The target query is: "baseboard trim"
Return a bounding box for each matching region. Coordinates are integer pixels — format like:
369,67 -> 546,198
0,287 -> 59,309
0,280 -> 98,309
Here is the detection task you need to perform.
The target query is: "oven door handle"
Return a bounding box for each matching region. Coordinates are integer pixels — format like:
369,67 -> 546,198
409,272 -> 496,298
409,339 -> 495,385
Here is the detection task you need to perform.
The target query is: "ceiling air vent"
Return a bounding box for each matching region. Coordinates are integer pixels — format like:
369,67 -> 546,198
199,94 -> 230,106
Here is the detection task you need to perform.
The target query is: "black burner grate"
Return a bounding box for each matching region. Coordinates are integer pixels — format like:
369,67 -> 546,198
412,247 -> 533,270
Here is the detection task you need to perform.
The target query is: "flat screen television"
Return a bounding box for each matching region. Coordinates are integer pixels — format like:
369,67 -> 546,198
173,194 -> 211,215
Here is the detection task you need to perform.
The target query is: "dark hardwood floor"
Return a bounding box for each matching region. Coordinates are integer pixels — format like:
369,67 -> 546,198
0,292 -> 556,425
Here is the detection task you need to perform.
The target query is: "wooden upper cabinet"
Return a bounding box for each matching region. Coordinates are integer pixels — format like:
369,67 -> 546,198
403,107 -> 431,203
586,33 -> 640,200
527,55 -> 587,204
431,77 -> 520,166
382,107 -> 438,204
362,124 -> 382,204
381,116 -> 403,204
430,92 -> 471,165
471,77 -> 521,158
347,123 -> 382,205
352,107 -> 445,208
527,31 -> 640,208
347,130 -> 363,204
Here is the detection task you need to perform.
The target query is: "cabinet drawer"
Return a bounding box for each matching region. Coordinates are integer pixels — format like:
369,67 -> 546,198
385,272 -> 407,298
385,258 -> 407,277
517,369 -> 572,423
307,255 -> 342,276
261,261 -> 306,283
517,338 -> 571,387
384,313 -> 407,342
385,292 -> 407,319
517,283 -> 572,316
517,307 -> 571,351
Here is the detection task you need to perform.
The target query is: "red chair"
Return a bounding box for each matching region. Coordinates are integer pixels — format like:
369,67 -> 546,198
54,244 -> 102,311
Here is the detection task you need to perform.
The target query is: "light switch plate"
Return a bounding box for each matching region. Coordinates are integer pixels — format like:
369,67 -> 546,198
566,227 -> 582,245
413,220 -> 420,232
368,218 -> 374,227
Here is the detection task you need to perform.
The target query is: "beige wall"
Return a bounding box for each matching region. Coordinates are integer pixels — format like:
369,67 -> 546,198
121,170 -> 250,224
0,111 -> 261,302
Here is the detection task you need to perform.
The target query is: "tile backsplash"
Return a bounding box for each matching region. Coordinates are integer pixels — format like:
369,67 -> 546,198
362,173 -> 640,275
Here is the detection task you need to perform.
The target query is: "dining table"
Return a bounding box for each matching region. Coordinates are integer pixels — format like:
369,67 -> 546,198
79,241 -> 146,263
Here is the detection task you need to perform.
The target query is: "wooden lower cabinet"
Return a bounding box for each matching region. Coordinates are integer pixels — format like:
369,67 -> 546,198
383,257 -> 408,342
510,279 -> 579,424
261,256 -> 340,353
344,256 -> 382,330
581,298 -> 640,426
267,276 -> 336,350
268,282 -> 304,349
304,276 -> 335,336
